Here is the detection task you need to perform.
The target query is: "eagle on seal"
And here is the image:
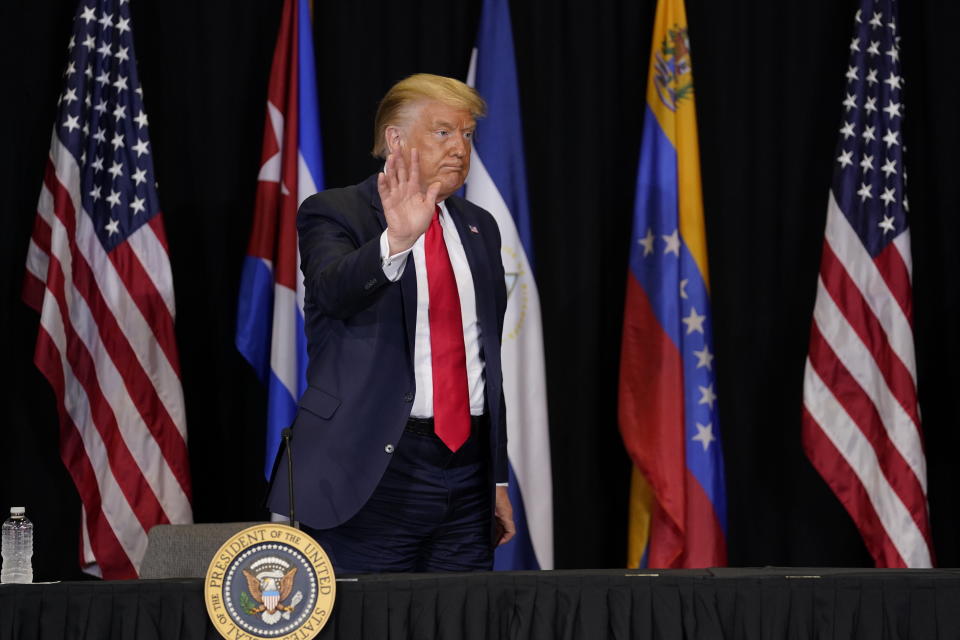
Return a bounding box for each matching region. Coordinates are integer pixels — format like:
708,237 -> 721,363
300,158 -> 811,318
242,566 -> 298,615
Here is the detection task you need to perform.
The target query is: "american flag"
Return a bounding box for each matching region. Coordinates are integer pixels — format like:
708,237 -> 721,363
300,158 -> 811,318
22,0 -> 192,579
802,0 -> 932,567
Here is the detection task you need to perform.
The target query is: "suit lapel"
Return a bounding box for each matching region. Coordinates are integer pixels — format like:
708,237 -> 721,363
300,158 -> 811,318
399,258 -> 417,359
446,199 -> 495,355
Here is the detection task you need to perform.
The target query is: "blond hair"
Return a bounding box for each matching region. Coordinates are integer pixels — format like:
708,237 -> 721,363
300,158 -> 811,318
371,73 -> 487,158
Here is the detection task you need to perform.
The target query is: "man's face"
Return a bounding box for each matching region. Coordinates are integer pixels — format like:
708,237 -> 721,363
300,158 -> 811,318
394,100 -> 475,201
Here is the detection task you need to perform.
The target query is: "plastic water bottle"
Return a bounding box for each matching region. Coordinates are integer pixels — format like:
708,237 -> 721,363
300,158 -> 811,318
1,507 -> 33,584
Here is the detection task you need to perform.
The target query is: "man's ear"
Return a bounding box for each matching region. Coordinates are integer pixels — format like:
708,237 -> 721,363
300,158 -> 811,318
385,125 -> 404,154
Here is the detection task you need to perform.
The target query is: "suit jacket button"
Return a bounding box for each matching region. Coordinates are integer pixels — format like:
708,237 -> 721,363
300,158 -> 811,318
385,444 -> 395,454
363,278 -> 377,290
403,392 -> 414,402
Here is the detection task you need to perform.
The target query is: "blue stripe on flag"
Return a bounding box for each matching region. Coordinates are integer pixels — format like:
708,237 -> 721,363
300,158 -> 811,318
678,264 -> 726,532
236,256 -> 274,382
297,0 -> 323,191
629,106 -> 681,348
492,462 -> 539,570
472,0 -> 533,259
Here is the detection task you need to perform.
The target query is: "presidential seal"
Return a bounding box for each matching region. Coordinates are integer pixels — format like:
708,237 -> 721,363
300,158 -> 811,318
204,523 -> 335,640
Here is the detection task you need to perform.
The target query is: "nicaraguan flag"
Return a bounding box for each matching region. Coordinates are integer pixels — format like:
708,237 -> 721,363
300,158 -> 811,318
236,0 -> 323,478
465,0 -> 554,570
618,0 -> 727,568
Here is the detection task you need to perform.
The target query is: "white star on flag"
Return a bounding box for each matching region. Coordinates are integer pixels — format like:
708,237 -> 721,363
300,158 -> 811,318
880,187 -> 896,206
662,229 -> 680,256
692,422 -> 716,451
693,345 -> 714,370
682,307 -> 706,334
638,228 -> 655,256
698,384 -> 717,409
881,158 -> 897,177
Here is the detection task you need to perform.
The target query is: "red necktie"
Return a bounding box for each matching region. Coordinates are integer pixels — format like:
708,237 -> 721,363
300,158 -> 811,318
425,205 -> 470,452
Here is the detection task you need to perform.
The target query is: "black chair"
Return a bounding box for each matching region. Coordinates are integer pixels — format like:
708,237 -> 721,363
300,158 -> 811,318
139,522 -> 265,579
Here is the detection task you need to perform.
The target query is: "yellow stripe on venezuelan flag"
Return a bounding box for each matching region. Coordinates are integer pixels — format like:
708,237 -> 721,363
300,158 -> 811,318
627,465 -> 654,568
644,0 -> 710,292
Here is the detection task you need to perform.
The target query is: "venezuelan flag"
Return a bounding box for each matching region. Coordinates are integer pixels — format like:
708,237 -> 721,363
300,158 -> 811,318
618,0 -> 727,568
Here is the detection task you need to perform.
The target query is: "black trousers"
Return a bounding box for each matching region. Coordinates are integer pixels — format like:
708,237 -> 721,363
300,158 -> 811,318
302,421 -> 493,573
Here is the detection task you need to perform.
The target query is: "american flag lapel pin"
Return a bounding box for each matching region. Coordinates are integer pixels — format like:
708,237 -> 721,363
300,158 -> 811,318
468,225 -> 480,234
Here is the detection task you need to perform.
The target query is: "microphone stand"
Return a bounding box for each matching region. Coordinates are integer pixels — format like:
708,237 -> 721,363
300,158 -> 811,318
281,428 -> 298,529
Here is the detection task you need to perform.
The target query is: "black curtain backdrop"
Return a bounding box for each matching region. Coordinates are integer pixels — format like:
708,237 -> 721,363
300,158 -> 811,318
1,0 -> 957,581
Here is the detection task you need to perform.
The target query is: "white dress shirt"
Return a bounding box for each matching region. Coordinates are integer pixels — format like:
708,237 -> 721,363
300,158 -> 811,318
379,200 -> 485,418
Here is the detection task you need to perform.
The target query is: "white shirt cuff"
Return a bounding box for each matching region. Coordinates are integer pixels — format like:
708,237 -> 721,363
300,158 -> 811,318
379,230 -> 412,282
495,483 -> 508,487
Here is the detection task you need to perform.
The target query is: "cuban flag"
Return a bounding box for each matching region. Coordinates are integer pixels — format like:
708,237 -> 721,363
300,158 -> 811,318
236,0 -> 323,478
464,0 -> 554,570
618,0 -> 727,568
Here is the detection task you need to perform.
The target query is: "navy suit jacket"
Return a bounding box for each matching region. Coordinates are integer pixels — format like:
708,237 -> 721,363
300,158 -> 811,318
266,174 -> 509,530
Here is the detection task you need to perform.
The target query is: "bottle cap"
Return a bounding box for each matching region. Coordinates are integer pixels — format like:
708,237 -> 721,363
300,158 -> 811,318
10,507 -> 25,516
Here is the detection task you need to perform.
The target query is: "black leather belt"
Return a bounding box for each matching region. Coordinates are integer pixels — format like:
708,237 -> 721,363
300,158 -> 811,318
405,414 -> 487,436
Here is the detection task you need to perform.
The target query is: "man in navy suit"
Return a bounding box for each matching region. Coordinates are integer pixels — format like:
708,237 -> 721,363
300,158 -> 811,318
267,74 -> 515,572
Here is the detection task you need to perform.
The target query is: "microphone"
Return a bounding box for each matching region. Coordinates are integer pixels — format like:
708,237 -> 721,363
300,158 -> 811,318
281,428 -> 297,529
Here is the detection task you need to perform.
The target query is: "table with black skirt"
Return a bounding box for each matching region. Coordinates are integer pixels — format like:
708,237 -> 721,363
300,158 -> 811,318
2,568 -> 960,639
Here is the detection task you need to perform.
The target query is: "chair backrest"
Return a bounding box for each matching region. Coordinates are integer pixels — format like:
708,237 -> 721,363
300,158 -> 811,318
139,522 -> 266,579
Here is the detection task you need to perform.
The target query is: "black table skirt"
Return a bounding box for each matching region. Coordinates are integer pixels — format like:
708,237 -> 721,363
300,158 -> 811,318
3,568 -> 960,639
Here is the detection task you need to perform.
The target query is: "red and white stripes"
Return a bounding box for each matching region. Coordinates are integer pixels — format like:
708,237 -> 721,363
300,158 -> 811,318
802,192 -> 931,568
24,133 -> 191,579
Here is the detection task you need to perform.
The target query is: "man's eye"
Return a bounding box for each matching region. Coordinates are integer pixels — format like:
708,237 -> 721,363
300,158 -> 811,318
436,130 -> 449,137
464,131 -> 474,140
